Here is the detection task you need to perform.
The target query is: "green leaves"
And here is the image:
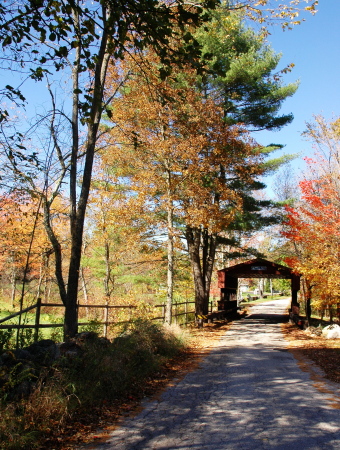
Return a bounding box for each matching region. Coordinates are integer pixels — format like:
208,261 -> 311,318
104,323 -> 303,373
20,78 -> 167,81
195,10 -> 298,131
0,0 -> 222,125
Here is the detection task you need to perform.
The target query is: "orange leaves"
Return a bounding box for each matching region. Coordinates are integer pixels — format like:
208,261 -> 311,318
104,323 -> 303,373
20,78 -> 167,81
0,192 -> 49,276
102,49 -> 262,235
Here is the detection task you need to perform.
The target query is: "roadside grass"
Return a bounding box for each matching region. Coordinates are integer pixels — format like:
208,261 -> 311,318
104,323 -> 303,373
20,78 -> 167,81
240,295 -> 290,306
0,312 -> 64,349
0,319 -> 189,450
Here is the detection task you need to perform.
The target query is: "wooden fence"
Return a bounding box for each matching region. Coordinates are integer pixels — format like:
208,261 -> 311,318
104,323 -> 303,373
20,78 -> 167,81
0,299 -> 137,341
153,301 -> 197,325
0,298 -> 199,343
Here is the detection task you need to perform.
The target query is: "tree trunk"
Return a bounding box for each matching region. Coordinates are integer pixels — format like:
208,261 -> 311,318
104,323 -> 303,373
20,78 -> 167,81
80,266 -> 89,318
186,226 -> 217,317
103,238 -> 115,304
36,255 -> 45,300
165,170 -> 174,325
44,253 -> 51,303
10,265 -> 16,309
64,301 -> 78,338
306,296 -> 312,324
258,278 -> 264,298
62,11 -> 111,339
65,211 -> 86,339
302,277 -> 312,326
186,226 -> 205,316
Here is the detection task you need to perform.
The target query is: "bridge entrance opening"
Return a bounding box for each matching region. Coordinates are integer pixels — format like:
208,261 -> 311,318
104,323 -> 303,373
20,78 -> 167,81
217,258 -> 300,314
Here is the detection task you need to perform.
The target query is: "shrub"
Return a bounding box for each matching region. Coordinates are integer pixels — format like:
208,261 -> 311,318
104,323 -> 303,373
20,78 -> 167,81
62,319 -> 188,406
0,320 -> 188,449
0,329 -> 13,351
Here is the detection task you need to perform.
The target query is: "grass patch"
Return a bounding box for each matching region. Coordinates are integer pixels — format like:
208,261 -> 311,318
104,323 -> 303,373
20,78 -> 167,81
240,295 -> 291,306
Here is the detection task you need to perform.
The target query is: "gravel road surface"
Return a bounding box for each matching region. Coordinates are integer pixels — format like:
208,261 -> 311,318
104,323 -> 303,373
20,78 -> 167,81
83,299 -> 340,449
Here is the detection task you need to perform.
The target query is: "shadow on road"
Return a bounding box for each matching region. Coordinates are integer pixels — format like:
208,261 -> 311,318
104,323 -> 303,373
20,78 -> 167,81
244,301 -> 290,324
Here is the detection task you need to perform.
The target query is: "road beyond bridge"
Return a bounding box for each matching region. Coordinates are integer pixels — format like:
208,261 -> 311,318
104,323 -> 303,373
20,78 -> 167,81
83,299 -> 340,450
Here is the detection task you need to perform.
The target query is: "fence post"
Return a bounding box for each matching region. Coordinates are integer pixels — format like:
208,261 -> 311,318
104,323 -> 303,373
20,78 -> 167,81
162,302 -> 166,323
103,300 -> 109,338
34,298 -> 42,343
185,300 -> 188,325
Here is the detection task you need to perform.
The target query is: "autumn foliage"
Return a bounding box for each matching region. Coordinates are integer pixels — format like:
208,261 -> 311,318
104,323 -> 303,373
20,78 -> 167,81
104,52 -> 262,232
0,193 -> 51,305
283,116 -> 340,315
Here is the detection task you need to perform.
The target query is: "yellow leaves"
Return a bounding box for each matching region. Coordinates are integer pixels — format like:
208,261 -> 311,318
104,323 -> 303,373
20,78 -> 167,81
331,118 -> 340,138
305,3 -> 318,15
241,0 -> 317,30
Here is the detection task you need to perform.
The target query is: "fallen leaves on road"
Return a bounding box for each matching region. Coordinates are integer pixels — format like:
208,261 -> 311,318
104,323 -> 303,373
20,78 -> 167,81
282,322 -> 340,384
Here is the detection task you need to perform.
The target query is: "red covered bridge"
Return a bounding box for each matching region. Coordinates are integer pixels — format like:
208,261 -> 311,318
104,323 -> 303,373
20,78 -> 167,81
217,258 -> 300,313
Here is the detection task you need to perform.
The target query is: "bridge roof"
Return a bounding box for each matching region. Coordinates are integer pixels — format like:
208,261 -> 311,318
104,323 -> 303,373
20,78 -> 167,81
217,258 -> 297,280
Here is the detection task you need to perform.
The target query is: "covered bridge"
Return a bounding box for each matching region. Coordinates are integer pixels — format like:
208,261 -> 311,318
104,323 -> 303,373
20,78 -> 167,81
217,258 -> 300,312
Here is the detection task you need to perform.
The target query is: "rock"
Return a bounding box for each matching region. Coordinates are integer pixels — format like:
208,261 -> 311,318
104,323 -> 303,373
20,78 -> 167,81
25,339 -> 60,364
58,341 -> 82,358
14,348 -> 33,361
326,328 -> 340,339
75,331 -> 110,348
305,326 -> 322,336
0,350 -> 16,367
97,336 -> 111,347
13,379 -> 33,399
0,334 -> 112,401
322,324 -> 340,339
0,356 -> 37,401
75,331 -> 98,345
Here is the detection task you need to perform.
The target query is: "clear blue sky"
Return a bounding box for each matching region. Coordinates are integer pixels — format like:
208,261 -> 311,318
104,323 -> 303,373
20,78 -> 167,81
255,0 -> 340,195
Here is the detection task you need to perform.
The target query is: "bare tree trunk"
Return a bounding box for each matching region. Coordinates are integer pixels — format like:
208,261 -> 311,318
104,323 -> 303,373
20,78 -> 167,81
165,169 -> 174,325
36,255 -> 45,300
258,278 -> 264,298
10,265 -> 16,309
80,266 -> 89,318
329,304 -> 334,323
65,28 -> 111,339
102,238 -> 115,302
302,277 -> 312,325
202,228 -> 217,307
44,253 -> 50,303
186,226 -> 205,316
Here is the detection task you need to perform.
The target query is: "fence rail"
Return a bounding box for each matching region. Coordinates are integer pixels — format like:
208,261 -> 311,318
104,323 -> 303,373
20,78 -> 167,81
153,301 -> 196,325
0,299 -> 139,341
0,298 -> 199,342
153,300 -> 216,325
